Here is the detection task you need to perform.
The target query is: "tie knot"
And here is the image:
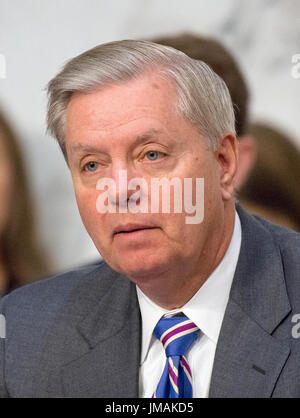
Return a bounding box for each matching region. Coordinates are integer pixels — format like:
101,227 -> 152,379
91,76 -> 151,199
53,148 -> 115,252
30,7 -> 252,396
154,315 -> 200,357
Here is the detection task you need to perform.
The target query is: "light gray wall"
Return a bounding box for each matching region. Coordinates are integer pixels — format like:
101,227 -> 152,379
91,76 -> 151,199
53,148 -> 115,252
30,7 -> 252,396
1,0 -> 299,272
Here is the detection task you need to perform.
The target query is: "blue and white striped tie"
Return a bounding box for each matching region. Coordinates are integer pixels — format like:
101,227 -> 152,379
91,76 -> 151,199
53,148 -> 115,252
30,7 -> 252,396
153,315 -> 200,398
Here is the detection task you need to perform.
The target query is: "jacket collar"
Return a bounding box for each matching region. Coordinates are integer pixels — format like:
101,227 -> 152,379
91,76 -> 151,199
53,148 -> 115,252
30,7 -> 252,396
76,265 -> 139,349
231,205 -> 291,334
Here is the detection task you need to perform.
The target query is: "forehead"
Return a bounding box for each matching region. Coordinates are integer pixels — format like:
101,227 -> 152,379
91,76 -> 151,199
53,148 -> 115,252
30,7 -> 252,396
65,72 -> 180,137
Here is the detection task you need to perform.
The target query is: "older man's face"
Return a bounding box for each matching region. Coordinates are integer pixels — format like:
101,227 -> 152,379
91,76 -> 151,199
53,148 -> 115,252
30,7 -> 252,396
65,72 -> 236,286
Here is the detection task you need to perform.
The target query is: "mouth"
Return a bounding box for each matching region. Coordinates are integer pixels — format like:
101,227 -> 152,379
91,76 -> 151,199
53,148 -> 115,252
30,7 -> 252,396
113,224 -> 158,235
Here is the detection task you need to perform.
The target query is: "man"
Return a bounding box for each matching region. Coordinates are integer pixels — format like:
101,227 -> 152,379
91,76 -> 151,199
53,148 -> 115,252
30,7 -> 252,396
0,40 -> 300,398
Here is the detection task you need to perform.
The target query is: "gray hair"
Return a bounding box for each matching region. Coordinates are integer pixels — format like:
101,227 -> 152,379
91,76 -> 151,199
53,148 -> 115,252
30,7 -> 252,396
46,39 -> 236,157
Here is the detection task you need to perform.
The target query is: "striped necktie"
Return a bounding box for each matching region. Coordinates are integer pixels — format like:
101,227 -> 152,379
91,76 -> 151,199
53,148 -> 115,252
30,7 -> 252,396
153,315 -> 200,398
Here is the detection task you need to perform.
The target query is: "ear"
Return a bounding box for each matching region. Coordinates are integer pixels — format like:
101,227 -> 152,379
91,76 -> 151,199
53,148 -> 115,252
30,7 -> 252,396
234,135 -> 257,190
216,133 -> 239,201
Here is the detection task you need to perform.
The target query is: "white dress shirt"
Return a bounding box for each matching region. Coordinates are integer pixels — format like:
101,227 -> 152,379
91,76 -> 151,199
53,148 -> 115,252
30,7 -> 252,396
137,211 -> 242,398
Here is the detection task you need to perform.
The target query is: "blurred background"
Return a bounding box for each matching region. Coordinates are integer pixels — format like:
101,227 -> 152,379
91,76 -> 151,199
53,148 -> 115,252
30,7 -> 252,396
0,0 -> 299,278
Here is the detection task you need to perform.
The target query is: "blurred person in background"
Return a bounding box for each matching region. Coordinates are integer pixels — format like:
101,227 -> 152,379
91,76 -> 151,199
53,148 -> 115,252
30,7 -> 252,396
0,107 -> 50,296
238,122 -> 300,232
152,33 -> 257,191
153,33 -> 300,231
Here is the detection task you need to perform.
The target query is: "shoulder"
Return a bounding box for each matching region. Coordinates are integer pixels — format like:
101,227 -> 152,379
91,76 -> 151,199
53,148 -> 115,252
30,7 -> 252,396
252,214 -> 300,257
237,204 -> 300,255
241,211 -> 300,305
0,258 -> 108,323
0,258 -> 131,397
237,204 -> 300,287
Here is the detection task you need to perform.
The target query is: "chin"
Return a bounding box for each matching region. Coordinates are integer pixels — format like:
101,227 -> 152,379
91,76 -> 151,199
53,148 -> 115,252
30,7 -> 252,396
111,254 -> 171,283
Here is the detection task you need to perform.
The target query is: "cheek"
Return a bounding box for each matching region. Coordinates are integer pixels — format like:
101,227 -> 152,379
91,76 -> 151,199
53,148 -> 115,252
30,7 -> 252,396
75,188 -> 101,231
159,212 -> 201,247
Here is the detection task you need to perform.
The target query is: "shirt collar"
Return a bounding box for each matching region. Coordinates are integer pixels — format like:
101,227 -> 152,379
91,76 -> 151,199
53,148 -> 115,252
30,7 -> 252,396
137,211 -> 242,365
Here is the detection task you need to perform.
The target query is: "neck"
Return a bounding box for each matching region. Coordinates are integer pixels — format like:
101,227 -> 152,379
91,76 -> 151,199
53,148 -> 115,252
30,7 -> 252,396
136,203 -> 236,309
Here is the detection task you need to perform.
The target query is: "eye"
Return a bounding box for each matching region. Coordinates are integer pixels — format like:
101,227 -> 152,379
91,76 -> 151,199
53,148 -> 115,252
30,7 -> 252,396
84,161 -> 99,172
145,150 -> 162,161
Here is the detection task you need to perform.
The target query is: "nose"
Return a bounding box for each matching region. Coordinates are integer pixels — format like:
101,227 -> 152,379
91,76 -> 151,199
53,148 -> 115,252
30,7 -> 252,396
108,164 -> 146,212
96,160 -> 150,214
113,168 -> 132,212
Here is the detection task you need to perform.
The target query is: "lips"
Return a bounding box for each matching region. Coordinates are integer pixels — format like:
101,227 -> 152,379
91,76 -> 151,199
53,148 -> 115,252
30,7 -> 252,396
114,224 -> 157,235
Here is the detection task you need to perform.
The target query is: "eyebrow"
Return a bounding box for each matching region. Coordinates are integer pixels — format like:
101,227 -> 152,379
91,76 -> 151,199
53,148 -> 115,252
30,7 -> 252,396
134,128 -> 161,144
70,143 -> 103,154
70,128 -> 162,154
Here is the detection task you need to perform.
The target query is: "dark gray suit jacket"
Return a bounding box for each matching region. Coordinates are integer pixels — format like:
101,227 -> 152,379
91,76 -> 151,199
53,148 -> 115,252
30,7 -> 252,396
1,206 -> 300,398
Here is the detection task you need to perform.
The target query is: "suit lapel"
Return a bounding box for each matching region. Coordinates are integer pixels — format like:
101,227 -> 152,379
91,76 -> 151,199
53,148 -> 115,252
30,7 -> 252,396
209,206 -> 291,397
47,263 -> 141,398
209,299 -> 290,397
